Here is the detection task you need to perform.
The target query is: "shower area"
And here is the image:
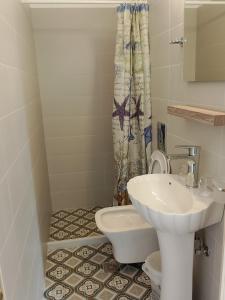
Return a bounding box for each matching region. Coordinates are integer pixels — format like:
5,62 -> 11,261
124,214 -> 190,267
31,6 -> 117,242
23,2 -> 152,299
31,0 -> 151,245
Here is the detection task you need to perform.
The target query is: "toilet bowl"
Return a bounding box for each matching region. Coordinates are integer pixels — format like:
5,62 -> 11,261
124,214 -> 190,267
95,205 -> 159,263
95,150 -> 169,264
142,251 -> 161,300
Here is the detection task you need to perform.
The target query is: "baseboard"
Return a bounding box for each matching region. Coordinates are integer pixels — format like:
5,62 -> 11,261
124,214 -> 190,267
47,235 -> 109,251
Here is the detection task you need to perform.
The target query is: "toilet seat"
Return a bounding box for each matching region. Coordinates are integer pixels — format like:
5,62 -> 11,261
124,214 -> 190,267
149,150 -> 169,174
95,205 -> 151,233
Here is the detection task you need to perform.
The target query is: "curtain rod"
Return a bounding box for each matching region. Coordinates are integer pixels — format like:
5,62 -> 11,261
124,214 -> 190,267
22,0 -> 148,4
186,1 -> 225,4
22,0 -> 149,8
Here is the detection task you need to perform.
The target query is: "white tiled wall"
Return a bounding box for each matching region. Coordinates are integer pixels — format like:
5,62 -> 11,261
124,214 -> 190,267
0,1 -> 51,300
31,8 -> 116,211
150,1 -> 225,299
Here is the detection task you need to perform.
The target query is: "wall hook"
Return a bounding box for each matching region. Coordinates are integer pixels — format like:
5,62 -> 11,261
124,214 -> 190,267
169,37 -> 187,47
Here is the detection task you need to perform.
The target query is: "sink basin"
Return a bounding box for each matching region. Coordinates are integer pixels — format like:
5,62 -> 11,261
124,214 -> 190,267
127,174 -> 223,234
127,174 -> 224,300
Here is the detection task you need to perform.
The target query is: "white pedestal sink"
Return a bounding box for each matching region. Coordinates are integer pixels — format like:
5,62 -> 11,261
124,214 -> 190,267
127,174 -> 224,300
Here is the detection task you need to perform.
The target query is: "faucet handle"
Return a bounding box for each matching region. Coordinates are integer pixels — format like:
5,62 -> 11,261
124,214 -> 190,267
199,177 -> 225,193
175,145 -> 201,156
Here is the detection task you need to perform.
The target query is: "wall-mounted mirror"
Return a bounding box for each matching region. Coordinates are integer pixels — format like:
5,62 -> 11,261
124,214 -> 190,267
184,0 -> 225,81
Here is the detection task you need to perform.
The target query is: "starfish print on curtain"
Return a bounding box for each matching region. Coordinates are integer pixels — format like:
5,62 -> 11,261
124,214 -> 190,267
131,95 -> 144,130
112,96 -> 130,130
112,3 -> 152,206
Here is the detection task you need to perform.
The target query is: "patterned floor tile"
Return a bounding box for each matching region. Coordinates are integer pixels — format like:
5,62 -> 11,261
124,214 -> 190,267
120,265 -> 139,279
126,283 -> 148,299
47,265 -> 73,282
48,249 -> 72,264
75,261 -> 99,277
134,272 -> 152,287
53,211 -> 70,219
106,274 -> 131,293
90,253 -> 108,265
64,257 -> 82,269
44,242 -> 152,300
95,288 -> 117,300
98,243 -> 113,256
93,269 -> 112,283
44,282 -> 73,300
76,278 -> 103,298
49,207 -> 103,241
74,246 -> 95,260
75,228 -> 91,237
64,273 -> 83,287
52,230 -> 70,241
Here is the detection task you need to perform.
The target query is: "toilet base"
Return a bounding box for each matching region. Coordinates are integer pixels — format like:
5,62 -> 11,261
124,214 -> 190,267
151,284 -> 160,300
95,205 -> 159,264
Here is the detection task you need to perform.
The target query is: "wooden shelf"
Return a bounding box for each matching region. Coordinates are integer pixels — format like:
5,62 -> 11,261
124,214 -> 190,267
168,105 -> 225,126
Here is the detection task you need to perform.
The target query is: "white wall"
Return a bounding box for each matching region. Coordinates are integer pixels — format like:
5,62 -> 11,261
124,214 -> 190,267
150,0 -> 225,299
32,8 -> 116,211
0,1 -> 51,300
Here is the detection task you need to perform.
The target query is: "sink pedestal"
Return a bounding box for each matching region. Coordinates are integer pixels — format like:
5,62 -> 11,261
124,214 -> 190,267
128,174 -> 224,300
157,231 -> 195,300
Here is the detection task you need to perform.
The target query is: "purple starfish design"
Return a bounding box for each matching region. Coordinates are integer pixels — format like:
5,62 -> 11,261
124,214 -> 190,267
131,95 -> 144,129
112,96 -> 130,130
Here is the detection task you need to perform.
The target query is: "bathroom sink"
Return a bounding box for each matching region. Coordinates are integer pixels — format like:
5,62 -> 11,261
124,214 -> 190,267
127,174 -> 224,300
127,174 -> 223,234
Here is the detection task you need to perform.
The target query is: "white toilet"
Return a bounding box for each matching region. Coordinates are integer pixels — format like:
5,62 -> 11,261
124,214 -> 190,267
95,150 -> 169,264
142,251 -> 161,300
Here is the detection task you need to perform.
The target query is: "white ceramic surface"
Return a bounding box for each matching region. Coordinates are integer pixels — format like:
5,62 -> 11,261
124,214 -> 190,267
127,174 -> 223,234
127,174 -> 224,300
149,150 -> 170,174
95,205 -> 159,264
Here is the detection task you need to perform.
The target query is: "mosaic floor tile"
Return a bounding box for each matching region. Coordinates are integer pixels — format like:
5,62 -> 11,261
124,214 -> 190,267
74,245 -> 95,260
76,278 -> 103,297
95,288 -> 117,300
120,265 -> 139,279
90,253 -> 108,265
48,249 -> 72,264
134,272 -> 152,287
44,243 -> 152,300
49,207 -> 103,241
76,261 -> 99,277
64,273 -> 83,287
106,274 -> 130,293
64,257 -> 82,269
47,265 -> 73,282
45,282 -> 73,300
126,283 -> 147,299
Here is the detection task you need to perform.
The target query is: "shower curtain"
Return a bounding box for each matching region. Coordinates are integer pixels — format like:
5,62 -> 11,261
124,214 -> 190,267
112,3 -> 152,206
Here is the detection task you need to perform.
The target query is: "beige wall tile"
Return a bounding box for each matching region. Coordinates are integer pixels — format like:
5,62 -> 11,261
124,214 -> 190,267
34,10 -> 116,210
51,187 -> 112,211
151,31 -> 171,68
150,0 -> 171,37
151,67 -> 170,99
150,1 -> 225,298
43,116 -> 104,138
49,171 -> 104,192
0,1 -> 51,300
47,153 -> 105,174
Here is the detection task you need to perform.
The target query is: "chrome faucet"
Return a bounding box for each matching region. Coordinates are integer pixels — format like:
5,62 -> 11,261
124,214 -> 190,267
167,145 -> 201,188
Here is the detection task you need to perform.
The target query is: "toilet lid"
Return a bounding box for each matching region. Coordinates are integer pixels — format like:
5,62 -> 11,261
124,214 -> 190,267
149,150 -> 169,174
